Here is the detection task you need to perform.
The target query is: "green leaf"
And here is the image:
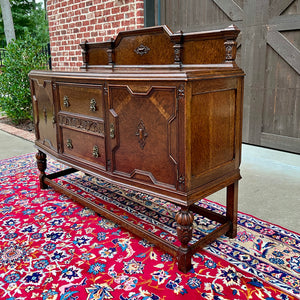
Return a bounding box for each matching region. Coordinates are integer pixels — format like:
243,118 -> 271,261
0,32 -> 48,124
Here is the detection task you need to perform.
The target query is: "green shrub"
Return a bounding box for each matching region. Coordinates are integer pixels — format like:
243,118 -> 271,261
0,33 -> 48,124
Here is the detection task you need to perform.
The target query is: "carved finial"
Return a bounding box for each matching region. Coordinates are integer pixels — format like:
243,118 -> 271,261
81,40 -> 89,69
224,39 -> 237,63
107,38 -> 115,66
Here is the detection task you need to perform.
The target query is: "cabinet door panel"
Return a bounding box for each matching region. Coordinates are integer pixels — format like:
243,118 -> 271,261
31,78 -> 58,151
109,84 -> 178,188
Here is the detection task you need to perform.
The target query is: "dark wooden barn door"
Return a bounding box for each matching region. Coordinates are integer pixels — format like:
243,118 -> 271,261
152,0 -> 300,153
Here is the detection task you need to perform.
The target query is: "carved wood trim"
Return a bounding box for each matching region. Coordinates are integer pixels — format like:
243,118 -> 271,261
58,113 -> 105,136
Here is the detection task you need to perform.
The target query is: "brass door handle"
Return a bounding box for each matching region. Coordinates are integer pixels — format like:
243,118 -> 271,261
92,145 -> 99,158
63,96 -> 70,108
110,123 -> 115,139
135,120 -> 148,149
66,139 -> 73,149
90,98 -> 97,111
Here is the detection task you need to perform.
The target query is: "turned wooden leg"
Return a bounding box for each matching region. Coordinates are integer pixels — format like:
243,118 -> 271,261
226,181 -> 238,238
175,206 -> 194,273
36,150 -> 48,189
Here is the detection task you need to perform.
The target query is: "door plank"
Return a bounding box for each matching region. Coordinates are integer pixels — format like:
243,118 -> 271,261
267,30 -> 300,74
269,0 -> 296,18
213,0 -> 244,21
261,133 -> 300,153
269,14 -> 300,31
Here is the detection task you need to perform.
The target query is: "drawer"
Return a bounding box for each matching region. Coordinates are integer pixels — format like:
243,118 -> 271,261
62,128 -> 106,167
58,83 -> 104,118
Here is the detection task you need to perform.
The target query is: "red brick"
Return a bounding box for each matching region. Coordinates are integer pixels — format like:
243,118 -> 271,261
112,7 -> 120,14
136,2 -> 144,9
136,9 -> 144,17
116,13 -> 125,21
95,24 -> 103,30
105,1 -> 114,8
112,21 -> 120,28
48,0 -> 145,71
121,5 -> 129,12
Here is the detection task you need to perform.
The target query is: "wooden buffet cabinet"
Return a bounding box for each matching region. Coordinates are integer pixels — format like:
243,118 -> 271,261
29,25 -> 244,272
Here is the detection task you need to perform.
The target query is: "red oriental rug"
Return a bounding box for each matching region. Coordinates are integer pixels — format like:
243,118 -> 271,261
0,153 -> 299,300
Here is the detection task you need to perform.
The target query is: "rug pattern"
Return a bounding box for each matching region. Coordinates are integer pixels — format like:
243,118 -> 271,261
0,153 -> 299,300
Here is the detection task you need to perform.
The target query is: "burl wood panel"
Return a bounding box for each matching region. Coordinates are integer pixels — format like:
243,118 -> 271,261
109,84 -> 178,188
114,31 -> 174,65
190,89 -> 236,176
88,48 -> 109,66
182,39 -> 226,64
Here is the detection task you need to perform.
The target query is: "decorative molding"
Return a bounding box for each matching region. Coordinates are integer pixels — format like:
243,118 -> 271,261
58,114 -> 104,136
134,44 -> 150,56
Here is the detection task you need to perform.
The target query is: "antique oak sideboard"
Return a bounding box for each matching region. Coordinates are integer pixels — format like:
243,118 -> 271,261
29,25 -> 244,273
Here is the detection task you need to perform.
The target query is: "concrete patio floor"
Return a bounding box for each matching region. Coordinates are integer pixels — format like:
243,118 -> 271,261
0,127 -> 299,233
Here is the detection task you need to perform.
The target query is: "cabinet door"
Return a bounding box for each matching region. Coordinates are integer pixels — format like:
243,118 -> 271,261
31,78 -> 58,151
108,84 -> 179,189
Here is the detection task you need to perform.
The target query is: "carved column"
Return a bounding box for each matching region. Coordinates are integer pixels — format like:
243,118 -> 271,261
175,206 -> 194,272
36,150 -> 48,189
224,39 -> 237,63
81,40 -> 89,70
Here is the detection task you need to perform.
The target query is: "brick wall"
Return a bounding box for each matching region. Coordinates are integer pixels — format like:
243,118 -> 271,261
47,0 -> 145,71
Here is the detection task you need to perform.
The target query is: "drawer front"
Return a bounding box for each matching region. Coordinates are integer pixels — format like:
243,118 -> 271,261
62,128 -> 106,167
58,83 -> 104,118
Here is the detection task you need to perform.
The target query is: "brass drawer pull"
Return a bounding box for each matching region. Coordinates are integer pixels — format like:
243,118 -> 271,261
92,145 -> 99,158
63,96 -> 70,108
66,139 -> 73,149
90,98 -> 97,111
110,123 -> 115,139
135,120 -> 148,149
